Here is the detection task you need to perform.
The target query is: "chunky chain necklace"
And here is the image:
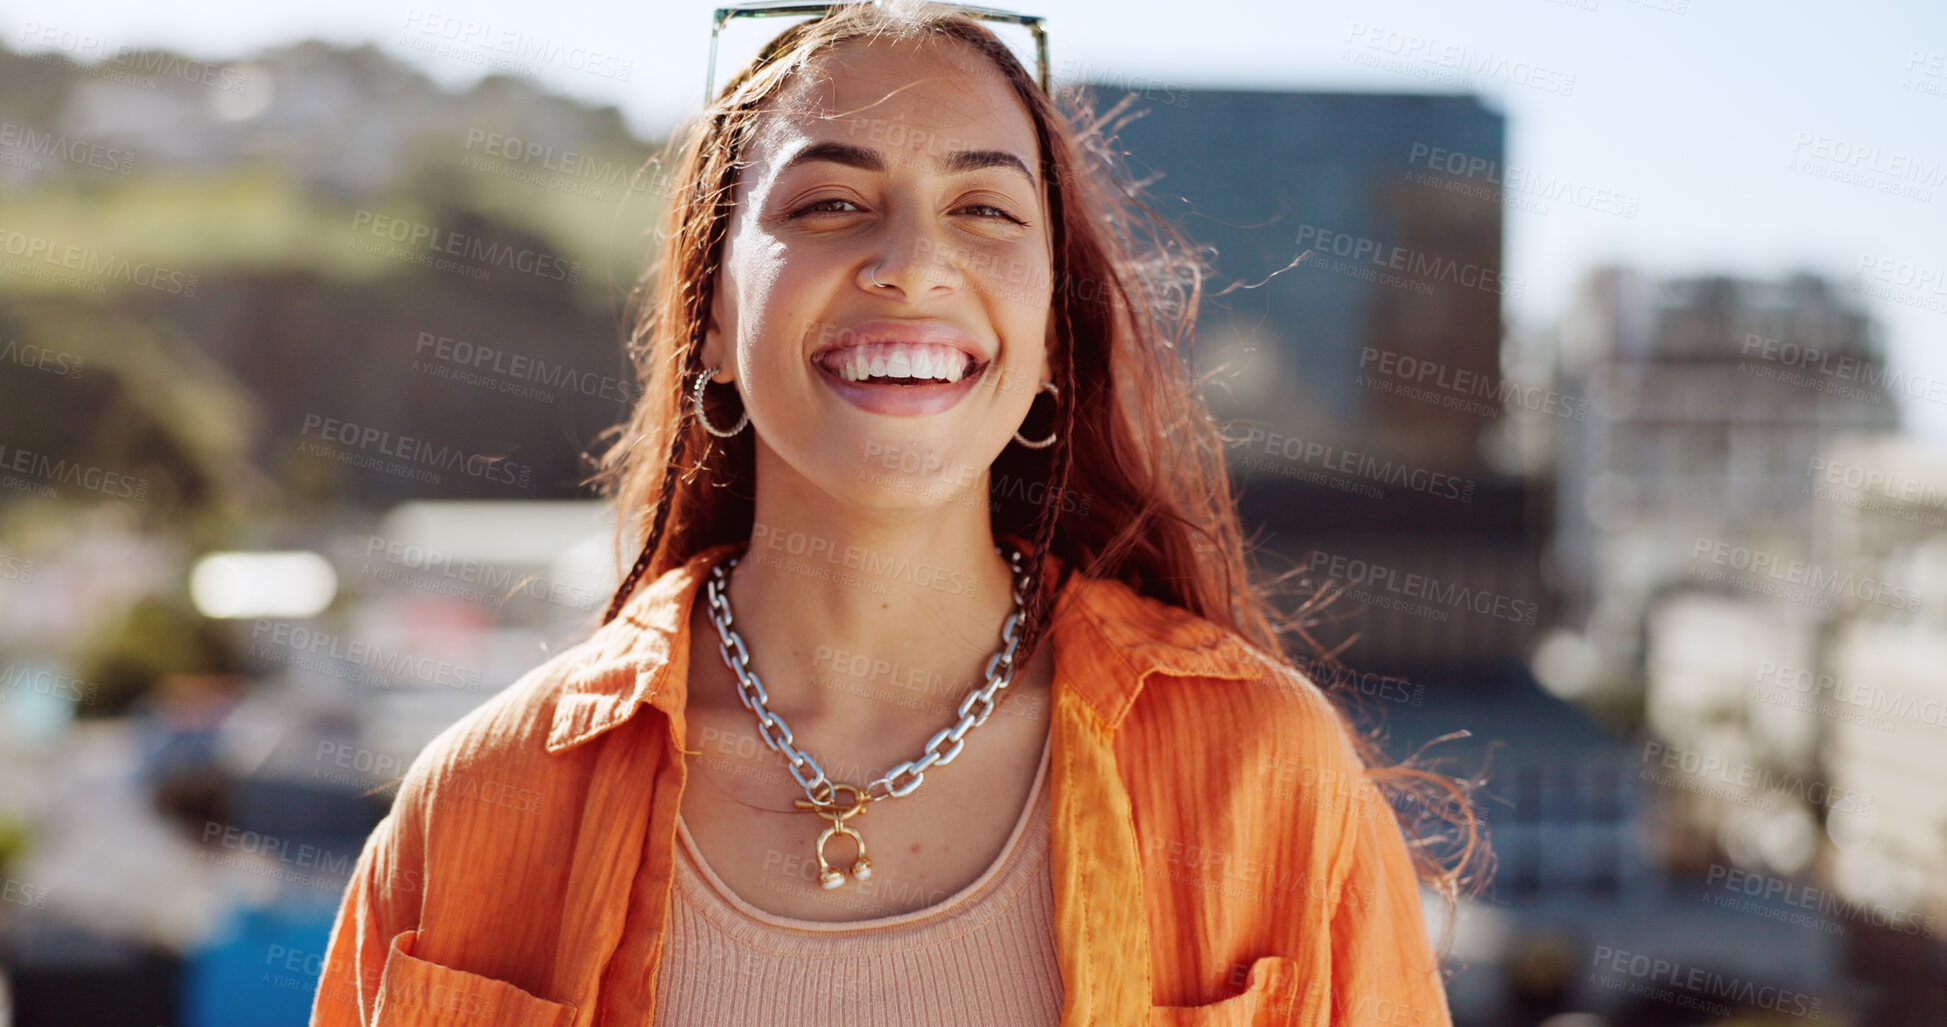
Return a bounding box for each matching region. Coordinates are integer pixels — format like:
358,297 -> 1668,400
701,541 -> 1032,889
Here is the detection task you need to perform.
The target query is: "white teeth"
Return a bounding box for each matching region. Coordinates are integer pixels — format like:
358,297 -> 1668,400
826,343 -> 978,383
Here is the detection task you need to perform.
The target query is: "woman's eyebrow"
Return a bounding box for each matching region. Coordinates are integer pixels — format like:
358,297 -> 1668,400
777,139 -> 1038,189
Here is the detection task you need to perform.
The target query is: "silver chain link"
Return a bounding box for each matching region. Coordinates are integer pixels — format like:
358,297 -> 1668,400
702,541 -> 1033,809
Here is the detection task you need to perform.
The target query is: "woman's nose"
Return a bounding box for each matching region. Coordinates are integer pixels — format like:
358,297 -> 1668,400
858,213 -> 965,297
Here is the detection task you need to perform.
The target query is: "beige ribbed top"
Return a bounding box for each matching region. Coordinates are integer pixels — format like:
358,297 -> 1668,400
652,727 -> 1063,1026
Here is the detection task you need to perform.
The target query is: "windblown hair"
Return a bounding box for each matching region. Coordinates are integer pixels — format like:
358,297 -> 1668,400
582,0 -> 1489,942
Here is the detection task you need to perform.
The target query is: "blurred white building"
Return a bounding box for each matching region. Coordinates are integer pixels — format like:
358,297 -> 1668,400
1551,268 -> 1898,695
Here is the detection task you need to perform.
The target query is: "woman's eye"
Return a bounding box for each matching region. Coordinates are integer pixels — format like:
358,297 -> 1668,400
960,203 -> 1027,225
787,198 -> 1026,224
789,197 -> 863,217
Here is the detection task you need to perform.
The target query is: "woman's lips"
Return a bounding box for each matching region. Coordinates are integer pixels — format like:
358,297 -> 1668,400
812,357 -> 984,416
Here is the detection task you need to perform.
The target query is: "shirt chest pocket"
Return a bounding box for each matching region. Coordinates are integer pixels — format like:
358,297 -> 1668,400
374,929 -> 579,1027
1147,955 -> 1318,1027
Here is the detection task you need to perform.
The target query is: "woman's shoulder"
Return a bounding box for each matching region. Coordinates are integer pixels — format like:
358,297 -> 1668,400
384,628 -> 634,822
1082,576 -> 1395,893
382,548 -> 726,822
1065,571 -> 1369,773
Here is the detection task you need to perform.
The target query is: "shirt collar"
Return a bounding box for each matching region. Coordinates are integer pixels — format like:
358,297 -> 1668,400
544,538 -> 1267,754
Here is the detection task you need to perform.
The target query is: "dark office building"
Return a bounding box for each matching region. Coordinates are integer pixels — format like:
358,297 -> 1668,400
1091,87 -> 1540,676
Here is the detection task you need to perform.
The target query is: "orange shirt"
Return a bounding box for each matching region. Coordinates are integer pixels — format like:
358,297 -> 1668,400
311,541 -> 1451,1026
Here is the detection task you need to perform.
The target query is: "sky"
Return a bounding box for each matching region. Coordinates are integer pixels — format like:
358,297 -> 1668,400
8,0 -> 1947,439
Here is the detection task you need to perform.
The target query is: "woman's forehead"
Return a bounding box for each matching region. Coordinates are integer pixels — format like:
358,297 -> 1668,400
750,36 -> 1039,169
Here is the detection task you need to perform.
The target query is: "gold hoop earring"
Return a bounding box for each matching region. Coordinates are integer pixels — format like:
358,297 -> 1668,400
1012,381 -> 1059,449
692,366 -> 749,437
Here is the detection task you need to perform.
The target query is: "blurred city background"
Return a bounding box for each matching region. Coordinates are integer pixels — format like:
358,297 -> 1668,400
1,1 -> 1944,1024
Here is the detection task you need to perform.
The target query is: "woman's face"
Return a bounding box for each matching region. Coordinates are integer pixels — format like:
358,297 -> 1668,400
701,35 -> 1055,513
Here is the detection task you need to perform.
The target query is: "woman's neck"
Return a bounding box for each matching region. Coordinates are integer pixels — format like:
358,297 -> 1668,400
707,461 -> 1024,741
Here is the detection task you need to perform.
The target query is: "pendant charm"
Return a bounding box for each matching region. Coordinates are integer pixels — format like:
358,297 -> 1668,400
793,783 -> 873,889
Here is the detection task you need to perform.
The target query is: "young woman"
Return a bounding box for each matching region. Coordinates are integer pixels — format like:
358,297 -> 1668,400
313,3 -> 1478,1024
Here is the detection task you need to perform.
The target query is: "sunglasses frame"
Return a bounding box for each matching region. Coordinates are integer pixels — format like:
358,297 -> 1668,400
707,0 -> 1050,104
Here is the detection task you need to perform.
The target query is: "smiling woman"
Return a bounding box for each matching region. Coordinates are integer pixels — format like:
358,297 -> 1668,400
311,3 -> 1481,1026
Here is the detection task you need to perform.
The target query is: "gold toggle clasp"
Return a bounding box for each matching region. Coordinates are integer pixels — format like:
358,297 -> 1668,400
793,782 -> 873,889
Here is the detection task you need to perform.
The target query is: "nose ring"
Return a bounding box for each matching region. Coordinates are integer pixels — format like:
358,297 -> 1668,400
869,263 -> 890,289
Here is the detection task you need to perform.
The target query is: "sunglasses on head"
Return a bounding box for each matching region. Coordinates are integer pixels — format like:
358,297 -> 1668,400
707,0 -> 1050,104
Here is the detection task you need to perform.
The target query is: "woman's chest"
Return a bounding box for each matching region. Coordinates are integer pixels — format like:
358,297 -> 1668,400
675,632 -> 1057,921
675,684 -> 1052,921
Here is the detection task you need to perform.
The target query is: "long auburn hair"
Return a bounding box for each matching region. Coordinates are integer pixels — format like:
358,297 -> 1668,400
583,0 -> 1488,936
